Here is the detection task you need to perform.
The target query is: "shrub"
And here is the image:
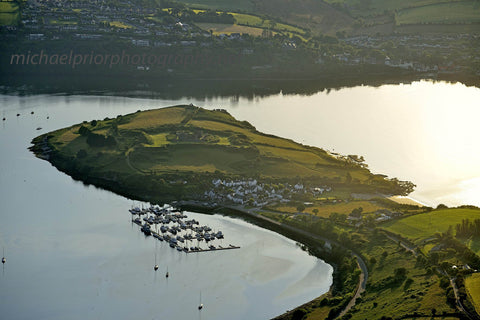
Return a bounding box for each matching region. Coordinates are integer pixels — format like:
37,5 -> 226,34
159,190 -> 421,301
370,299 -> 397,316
291,308 -> 308,320
76,149 -> 87,158
404,277 -> 414,290
78,125 -> 91,136
439,277 -> 450,289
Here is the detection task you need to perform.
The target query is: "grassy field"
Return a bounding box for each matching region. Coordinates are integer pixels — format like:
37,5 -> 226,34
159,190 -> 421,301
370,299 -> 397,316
130,143 -> 256,173
195,22 -> 265,36
382,208 -> 480,243
118,107 -> 191,130
183,116 -> 372,179
230,12 -> 306,35
0,1 -> 19,26
325,0 -> 454,16
108,21 -> 134,29
465,273 -> 480,315
178,0 -> 353,35
273,200 -> 386,218
176,0 -> 254,11
192,10 -> 307,37
396,1 -> 480,25
0,1 -> 18,12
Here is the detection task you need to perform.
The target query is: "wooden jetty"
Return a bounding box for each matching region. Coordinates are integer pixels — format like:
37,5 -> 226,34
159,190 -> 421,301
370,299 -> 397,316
185,245 -> 240,254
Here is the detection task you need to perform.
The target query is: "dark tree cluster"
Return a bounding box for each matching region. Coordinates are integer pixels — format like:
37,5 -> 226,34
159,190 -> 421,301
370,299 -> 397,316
86,133 -> 117,147
192,10 -> 235,24
78,125 -> 116,148
455,219 -> 480,238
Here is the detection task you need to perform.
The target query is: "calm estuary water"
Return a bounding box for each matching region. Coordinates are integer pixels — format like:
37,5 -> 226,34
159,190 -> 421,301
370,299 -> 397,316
0,80 -> 479,319
0,94 -> 332,320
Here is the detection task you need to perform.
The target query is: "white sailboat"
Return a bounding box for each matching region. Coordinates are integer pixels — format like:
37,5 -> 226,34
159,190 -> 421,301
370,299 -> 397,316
154,242 -> 159,271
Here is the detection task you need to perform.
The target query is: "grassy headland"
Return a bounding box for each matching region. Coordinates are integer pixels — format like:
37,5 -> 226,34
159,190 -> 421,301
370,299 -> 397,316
30,105 -> 414,204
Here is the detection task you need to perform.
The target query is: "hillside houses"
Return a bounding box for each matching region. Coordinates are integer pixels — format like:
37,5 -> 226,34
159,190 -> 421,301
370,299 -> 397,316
204,178 -> 331,207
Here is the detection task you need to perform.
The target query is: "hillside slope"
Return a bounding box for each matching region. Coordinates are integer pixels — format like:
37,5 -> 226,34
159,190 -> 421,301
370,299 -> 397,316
31,105 -> 413,202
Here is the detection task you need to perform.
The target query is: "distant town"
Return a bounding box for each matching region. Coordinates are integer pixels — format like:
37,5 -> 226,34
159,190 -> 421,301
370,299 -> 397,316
1,0 -> 479,83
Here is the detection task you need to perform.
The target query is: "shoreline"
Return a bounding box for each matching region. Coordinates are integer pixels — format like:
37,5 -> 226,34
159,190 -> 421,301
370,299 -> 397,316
388,195 -> 427,207
177,201 -> 368,320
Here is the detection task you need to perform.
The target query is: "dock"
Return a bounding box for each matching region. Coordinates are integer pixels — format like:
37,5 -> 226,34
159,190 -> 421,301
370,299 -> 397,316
185,245 -> 241,254
130,204 -> 240,254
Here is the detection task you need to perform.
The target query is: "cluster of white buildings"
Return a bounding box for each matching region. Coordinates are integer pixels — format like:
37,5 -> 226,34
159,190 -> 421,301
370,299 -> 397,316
203,178 -> 331,207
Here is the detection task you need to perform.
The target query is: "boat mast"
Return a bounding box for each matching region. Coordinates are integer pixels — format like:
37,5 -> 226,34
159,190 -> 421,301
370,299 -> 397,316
198,291 -> 203,310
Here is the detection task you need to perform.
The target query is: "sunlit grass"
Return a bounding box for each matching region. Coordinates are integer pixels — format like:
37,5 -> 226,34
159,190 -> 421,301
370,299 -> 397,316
465,273 -> 480,315
195,22 -> 265,36
396,1 -> 480,25
383,208 -> 480,243
119,107 -> 191,130
109,21 -> 134,29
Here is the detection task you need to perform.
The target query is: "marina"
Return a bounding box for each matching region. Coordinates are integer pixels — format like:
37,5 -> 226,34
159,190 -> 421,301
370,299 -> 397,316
130,204 -> 240,254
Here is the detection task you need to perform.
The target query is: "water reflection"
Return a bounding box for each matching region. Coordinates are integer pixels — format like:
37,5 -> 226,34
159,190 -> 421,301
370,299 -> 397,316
0,95 -> 332,320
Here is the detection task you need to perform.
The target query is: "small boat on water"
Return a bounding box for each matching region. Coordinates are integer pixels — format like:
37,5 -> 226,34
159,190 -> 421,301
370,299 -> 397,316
129,207 -> 141,215
141,224 -> 151,236
198,292 -> 203,310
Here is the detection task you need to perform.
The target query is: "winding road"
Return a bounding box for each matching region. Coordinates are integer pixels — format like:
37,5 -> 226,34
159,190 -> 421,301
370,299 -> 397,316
381,231 -> 480,320
225,206 -> 369,319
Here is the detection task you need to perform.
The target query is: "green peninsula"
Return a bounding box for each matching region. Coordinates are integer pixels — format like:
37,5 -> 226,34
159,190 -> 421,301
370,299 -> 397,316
31,105 -> 413,204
